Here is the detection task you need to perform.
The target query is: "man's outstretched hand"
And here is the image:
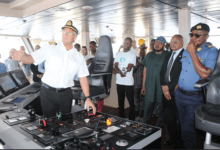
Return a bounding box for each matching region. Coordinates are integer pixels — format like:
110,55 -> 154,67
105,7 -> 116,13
11,50 -> 23,61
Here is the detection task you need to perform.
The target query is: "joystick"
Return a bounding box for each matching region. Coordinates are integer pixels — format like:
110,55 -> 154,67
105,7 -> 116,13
5,115 -> 9,119
57,110 -> 66,121
88,106 -> 95,116
39,119 -> 47,129
38,118 -> 47,129
28,106 -> 36,121
58,110 -> 62,121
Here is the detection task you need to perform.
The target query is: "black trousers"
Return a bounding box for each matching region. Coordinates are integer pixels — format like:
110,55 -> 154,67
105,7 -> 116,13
143,101 -> 164,127
163,95 -> 181,143
134,87 -> 144,112
117,84 -> 135,121
39,86 -> 73,118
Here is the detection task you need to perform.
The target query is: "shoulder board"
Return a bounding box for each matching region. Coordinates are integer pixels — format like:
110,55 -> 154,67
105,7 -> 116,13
207,45 -> 213,48
49,42 -> 57,45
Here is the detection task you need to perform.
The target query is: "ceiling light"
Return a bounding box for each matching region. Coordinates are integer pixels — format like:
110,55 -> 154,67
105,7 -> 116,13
50,7 -> 70,12
82,6 -> 93,10
187,1 -> 195,7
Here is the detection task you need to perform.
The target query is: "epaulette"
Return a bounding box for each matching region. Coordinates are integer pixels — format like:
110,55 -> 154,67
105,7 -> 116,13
49,42 -> 57,45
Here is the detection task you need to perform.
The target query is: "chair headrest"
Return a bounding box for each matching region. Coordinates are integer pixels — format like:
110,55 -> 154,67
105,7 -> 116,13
89,36 -> 113,74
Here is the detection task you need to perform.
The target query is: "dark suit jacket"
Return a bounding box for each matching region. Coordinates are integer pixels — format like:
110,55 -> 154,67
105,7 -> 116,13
160,49 -> 184,95
160,49 -> 184,109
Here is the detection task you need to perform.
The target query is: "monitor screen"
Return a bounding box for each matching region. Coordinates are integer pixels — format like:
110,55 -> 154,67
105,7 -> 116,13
0,75 -> 17,93
11,71 -> 29,88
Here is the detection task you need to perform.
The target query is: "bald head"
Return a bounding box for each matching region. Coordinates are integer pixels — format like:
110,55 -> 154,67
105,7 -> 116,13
173,34 -> 183,41
170,34 -> 184,51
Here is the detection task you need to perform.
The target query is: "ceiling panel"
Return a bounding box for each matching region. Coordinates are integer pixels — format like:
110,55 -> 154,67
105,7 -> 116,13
0,0 -> 14,4
0,0 -> 220,40
13,0 -> 45,10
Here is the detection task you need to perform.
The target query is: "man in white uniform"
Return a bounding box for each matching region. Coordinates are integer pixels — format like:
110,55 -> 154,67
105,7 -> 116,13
130,40 -> 139,57
11,20 -> 96,117
114,37 -> 136,121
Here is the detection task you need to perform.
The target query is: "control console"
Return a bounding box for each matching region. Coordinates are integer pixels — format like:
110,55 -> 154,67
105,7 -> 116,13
0,109 -> 161,149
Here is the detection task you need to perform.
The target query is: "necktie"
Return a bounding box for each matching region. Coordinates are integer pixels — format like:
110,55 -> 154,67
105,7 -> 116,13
164,52 -> 176,83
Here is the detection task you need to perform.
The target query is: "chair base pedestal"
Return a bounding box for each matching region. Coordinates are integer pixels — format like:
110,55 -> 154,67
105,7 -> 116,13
204,132 -> 220,149
204,141 -> 220,149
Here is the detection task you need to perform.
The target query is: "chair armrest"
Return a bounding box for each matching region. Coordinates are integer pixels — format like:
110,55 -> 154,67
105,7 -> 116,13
194,79 -> 209,88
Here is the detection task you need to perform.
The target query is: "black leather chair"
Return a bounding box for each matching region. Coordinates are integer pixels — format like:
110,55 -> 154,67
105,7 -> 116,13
72,35 -> 113,105
195,51 -> 220,149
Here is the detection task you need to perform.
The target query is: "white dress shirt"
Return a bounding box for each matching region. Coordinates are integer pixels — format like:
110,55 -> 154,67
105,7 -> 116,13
85,53 -> 95,61
31,42 -> 89,88
171,47 -> 183,63
167,47 -> 183,81
85,53 -> 95,67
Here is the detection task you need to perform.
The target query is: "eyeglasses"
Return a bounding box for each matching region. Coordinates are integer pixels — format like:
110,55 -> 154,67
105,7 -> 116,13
170,41 -> 181,44
189,33 -> 207,38
62,30 -> 77,36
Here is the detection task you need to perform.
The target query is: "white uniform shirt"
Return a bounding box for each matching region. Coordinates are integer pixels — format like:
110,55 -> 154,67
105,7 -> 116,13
130,47 -> 139,57
31,43 -> 89,88
85,53 -> 95,67
114,51 -> 136,86
85,53 -> 95,61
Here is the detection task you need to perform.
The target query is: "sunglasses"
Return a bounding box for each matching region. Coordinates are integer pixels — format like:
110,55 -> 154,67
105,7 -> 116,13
189,33 -> 207,38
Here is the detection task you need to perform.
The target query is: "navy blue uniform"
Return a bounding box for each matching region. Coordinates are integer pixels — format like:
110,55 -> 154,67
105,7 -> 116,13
175,43 -> 218,149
